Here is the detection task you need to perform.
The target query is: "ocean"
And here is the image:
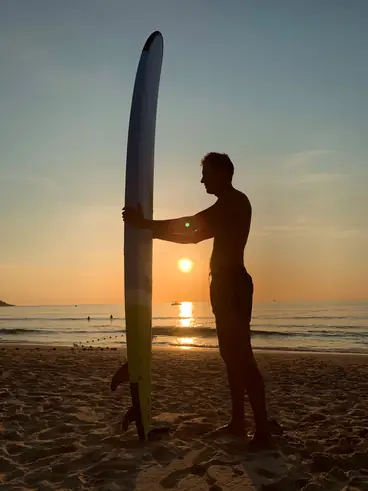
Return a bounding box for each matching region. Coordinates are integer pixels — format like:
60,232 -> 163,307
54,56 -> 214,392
0,300 -> 367,355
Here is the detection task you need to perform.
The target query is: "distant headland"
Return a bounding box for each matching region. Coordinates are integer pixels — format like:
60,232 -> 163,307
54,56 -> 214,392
0,300 -> 13,307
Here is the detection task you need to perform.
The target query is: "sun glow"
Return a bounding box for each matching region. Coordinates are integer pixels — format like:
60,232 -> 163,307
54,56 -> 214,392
178,257 -> 193,273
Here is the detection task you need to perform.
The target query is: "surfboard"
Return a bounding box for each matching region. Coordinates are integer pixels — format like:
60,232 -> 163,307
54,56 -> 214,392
123,31 -> 164,440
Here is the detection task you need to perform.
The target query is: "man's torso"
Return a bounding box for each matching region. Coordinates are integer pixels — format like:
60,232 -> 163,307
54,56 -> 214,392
208,188 -> 252,274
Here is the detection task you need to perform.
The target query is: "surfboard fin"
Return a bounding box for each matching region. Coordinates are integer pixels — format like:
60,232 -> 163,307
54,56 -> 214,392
121,405 -> 138,432
110,362 -> 129,391
121,405 -> 172,440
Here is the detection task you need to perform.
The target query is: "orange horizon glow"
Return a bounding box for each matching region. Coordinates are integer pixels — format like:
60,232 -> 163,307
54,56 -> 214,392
1,254 -> 367,306
1,236 -> 367,305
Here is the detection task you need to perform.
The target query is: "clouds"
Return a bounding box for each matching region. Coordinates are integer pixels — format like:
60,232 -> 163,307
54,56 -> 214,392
282,149 -> 332,168
0,173 -> 56,190
280,149 -> 347,184
247,147 -> 367,248
295,172 -> 346,184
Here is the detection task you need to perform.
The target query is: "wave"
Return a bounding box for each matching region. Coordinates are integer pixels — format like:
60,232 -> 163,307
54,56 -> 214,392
253,315 -> 368,321
0,328 -> 119,336
308,330 -> 368,338
0,328 -> 41,335
0,317 -> 122,322
154,343 -> 368,355
2,325 -> 366,341
152,326 -> 368,338
0,317 -> 173,323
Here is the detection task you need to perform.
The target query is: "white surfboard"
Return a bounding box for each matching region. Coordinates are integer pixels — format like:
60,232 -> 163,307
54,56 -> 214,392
124,31 -> 163,440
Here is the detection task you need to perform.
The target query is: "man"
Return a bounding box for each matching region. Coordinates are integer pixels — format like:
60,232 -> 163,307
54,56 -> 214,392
122,152 -> 278,448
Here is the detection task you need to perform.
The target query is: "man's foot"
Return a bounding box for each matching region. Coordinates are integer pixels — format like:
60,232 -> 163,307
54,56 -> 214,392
110,362 -> 129,391
268,419 -> 283,436
247,419 -> 283,438
247,431 -> 275,452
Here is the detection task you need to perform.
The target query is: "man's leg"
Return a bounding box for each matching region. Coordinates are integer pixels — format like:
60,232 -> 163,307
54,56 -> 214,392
223,356 -> 246,435
217,315 -> 247,436
219,312 -> 272,441
241,349 -> 271,443
222,349 -> 272,445
211,272 -> 272,443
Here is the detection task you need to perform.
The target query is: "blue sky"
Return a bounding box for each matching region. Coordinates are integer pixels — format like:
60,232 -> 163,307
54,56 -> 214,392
1,0 -> 367,304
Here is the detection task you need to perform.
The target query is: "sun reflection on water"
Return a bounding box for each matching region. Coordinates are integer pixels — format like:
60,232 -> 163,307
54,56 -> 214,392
177,302 -> 195,348
179,301 -> 193,326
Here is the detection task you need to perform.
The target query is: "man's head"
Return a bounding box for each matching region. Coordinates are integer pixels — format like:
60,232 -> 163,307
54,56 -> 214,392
200,152 -> 234,196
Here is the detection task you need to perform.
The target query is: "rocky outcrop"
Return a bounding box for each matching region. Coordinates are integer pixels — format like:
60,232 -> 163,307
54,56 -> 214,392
0,300 -> 13,307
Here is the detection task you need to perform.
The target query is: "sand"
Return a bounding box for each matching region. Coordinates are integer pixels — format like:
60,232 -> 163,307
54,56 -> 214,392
1,345 -> 368,491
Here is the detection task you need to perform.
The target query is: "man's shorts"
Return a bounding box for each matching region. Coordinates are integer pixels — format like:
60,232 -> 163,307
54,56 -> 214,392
209,267 -> 254,360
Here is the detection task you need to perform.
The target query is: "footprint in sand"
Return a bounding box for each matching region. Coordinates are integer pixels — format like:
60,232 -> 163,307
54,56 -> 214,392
159,456 -> 243,489
151,445 -> 178,463
18,442 -> 79,464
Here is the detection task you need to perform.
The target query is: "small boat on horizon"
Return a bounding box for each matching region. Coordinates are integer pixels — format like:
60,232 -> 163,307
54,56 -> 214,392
171,301 -> 182,306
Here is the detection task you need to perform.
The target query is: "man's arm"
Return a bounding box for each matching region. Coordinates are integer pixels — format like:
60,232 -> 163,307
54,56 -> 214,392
144,205 -> 216,244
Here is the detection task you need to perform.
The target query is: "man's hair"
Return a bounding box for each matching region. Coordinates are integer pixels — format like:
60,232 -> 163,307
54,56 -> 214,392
201,152 -> 234,179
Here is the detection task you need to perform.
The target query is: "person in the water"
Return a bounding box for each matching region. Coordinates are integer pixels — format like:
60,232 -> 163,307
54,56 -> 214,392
122,152 -> 281,449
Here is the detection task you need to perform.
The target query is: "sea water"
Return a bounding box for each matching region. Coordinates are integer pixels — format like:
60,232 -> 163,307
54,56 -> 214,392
0,300 -> 367,354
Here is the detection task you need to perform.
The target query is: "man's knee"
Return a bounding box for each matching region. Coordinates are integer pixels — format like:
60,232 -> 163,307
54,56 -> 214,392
217,323 -> 252,361
221,345 -> 255,368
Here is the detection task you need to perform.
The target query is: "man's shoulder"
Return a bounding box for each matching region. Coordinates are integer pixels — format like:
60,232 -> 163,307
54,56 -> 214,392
217,189 -> 251,217
232,188 -> 252,209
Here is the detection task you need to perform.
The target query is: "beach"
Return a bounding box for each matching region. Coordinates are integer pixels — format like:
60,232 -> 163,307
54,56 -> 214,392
1,346 -> 367,490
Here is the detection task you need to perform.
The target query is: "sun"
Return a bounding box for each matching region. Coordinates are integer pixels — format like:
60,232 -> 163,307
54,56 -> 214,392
178,257 -> 193,273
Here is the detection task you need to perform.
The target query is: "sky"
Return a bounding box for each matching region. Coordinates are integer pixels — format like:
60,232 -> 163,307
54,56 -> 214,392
1,0 -> 367,305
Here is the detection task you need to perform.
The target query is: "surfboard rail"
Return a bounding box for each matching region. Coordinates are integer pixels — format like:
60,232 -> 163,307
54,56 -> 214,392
123,31 -> 164,440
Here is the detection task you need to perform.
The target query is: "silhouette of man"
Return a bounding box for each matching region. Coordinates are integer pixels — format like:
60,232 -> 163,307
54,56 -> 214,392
123,152 -> 277,448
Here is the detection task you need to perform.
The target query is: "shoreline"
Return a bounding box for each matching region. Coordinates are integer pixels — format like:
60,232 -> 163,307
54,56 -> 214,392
1,342 -> 368,358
